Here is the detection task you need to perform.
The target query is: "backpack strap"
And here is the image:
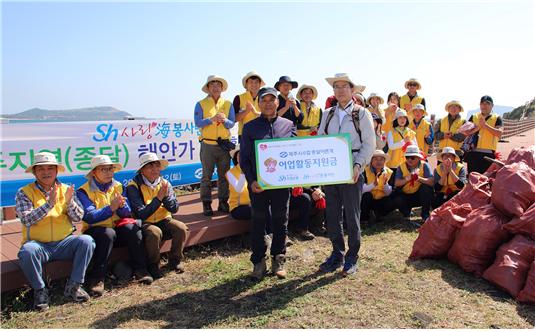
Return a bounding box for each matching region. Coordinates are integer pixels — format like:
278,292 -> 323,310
324,105 -> 363,144
324,107 -> 336,135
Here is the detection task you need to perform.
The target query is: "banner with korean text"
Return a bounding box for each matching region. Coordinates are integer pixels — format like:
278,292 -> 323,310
0,119 -> 237,206
255,134 -> 354,189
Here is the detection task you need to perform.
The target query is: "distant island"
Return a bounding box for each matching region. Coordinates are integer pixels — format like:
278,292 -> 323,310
2,106 -> 139,121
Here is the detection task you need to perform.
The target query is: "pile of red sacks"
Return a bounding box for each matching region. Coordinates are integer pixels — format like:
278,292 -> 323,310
410,145 -> 535,304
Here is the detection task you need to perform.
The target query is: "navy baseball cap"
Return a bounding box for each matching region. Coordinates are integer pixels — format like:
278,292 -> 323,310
258,87 -> 278,99
480,95 -> 494,104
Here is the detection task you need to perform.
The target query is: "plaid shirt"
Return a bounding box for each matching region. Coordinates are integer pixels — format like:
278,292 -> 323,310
15,181 -> 84,227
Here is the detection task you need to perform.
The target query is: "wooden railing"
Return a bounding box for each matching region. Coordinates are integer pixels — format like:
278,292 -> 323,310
501,118 -> 535,139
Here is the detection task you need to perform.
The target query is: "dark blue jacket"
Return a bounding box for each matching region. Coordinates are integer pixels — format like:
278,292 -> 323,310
240,115 -> 296,184
277,95 -> 304,126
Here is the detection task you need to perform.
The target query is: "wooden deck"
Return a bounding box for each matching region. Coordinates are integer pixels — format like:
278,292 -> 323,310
0,193 -> 250,292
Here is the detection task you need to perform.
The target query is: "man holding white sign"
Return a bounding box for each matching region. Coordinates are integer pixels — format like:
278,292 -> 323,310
240,86 -> 296,280
318,73 -> 375,276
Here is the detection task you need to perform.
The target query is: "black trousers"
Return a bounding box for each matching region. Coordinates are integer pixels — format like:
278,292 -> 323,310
393,185 -> 433,218
289,193 -> 312,230
360,192 -> 397,221
231,205 -> 252,220
465,150 -> 495,174
432,191 -> 459,209
85,223 -> 146,279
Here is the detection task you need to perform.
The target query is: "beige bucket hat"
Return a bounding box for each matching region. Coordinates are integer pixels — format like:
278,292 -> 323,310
367,93 -> 384,105
412,103 -> 427,116
86,155 -> 122,178
25,152 -> 66,173
404,78 -> 422,90
371,149 -> 390,162
241,71 -> 266,89
404,145 -> 424,159
445,100 -> 464,112
297,84 -> 318,100
202,75 -> 228,94
138,152 -> 169,172
436,146 -> 460,161
325,73 -> 366,93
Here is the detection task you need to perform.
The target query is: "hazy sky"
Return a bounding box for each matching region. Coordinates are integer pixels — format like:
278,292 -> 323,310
3,0 -> 534,119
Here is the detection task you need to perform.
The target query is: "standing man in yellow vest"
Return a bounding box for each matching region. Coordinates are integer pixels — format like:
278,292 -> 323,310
465,95 -> 504,174
400,78 -> 426,122
360,150 -> 396,227
194,75 -> 236,216
126,153 -> 189,279
296,84 -> 323,136
433,147 -> 467,208
232,71 -> 265,144
434,100 -> 466,158
16,152 -> 95,311
409,104 -> 434,157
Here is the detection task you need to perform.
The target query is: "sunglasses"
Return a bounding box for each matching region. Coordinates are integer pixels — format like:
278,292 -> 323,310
408,83 -> 418,87
406,156 -> 419,160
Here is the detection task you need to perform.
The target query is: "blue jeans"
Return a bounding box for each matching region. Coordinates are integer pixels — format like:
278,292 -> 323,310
18,234 -> 95,290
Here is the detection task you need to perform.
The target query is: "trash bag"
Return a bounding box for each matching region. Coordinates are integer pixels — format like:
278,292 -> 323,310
517,260 -> 535,304
506,145 -> 535,169
410,203 -> 472,259
503,203 -> 535,240
448,204 -> 511,276
447,172 -> 491,210
482,234 -> 535,297
491,162 -> 535,218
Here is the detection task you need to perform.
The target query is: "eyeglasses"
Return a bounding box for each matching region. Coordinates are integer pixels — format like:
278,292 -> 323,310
407,83 -> 418,87
96,166 -> 115,173
333,85 -> 351,90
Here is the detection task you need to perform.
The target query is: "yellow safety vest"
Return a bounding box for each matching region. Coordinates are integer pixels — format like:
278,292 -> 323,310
20,183 -> 74,244
399,162 -> 426,194
237,92 -> 260,135
226,165 -> 250,211
409,118 -> 431,154
387,127 -> 416,169
127,180 -> 172,223
199,96 -> 232,144
400,94 -> 423,123
80,180 -> 123,231
364,166 -> 393,200
438,115 -> 465,150
436,162 -> 464,194
472,113 -> 500,151
297,102 -> 322,136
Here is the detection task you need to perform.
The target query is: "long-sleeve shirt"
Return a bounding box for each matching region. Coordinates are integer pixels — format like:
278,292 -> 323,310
361,166 -> 394,195
277,94 -> 304,126
240,115 -> 296,184
434,114 -> 466,142
412,119 -> 435,145
126,174 -> 179,221
193,101 -> 235,129
76,179 -> 131,224
433,164 -> 467,192
387,128 -> 418,150
16,181 -> 84,227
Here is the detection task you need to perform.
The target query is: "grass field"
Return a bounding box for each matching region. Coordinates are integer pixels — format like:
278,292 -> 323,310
2,213 -> 534,329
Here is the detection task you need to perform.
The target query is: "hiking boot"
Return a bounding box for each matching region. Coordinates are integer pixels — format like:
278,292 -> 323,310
134,269 -> 154,285
64,281 -> 90,302
251,257 -> 267,280
217,201 -> 230,213
311,226 -> 327,236
272,254 -> 287,279
148,263 -> 164,280
168,259 -> 185,273
297,229 -> 315,241
341,260 -> 358,277
86,278 -> 105,297
33,288 -> 49,311
203,202 -> 213,216
319,254 -> 344,273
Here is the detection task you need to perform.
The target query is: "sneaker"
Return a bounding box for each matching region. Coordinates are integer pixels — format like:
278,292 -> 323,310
64,281 -> 90,302
319,254 -> 344,273
271,254 -> 287,279
148,263 -> 164,280
86,278 -> 105,297
251,257 -> 267,280
297,229 -> 315,241
134,269 -> 154,285
203,202 -> 213,216
341,260 -> 358,277
217,201 -> 230,213
33,288 -> 49,311
168,259 -> 185,273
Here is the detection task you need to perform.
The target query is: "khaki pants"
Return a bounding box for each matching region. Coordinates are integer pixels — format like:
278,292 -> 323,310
200,142 -> 230,203
142,218 -> 189,264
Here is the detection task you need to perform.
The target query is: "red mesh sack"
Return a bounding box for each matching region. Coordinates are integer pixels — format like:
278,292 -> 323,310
482,234 -> 535,297
517,260 -> 535,304
506,145 -> 535,169
503,203 -> 535,240
410,203 -> 472,259
447,172 -> 491,210
448,204 -> 511,276
491,162 -> 535,218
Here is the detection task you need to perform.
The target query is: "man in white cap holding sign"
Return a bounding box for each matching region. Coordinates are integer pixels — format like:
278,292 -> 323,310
317,73 -> 375,276
194,75 -> 236,216
16,152 -> 95,311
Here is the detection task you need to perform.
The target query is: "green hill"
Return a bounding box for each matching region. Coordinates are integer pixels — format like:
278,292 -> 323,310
503,97 -> 535,120
3,106 -> 132,121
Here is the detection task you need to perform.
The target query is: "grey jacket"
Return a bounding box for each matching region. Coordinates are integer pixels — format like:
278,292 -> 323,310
318,102 -> 375,168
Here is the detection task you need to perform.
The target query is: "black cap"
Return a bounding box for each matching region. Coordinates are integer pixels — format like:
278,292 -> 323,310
274,76 -> 298,90
258,87 -> 278,99
480,95 -> 494,104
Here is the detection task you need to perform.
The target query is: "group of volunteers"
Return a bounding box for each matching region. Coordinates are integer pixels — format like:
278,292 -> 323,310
15,71 -> 503,311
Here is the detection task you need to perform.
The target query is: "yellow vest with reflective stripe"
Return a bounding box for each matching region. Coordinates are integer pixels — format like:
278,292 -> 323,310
436,162 -> 463,194
226,165 -> 250,211
127,180 -> 172,223
364,166 -> 393,200
80,180 -> 123,231
399,162 -> 426,194
297,102 -> 322,136
409,118 -> 431,154
386,127 -> 416,169
237,92 -> 260,135
438,115 -> 465,150
199,96 -> 232,144
472,113 -> 499,151
400,94 -> 423,123
20,183 -> 73,244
